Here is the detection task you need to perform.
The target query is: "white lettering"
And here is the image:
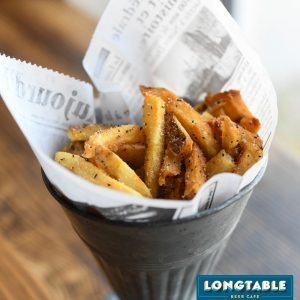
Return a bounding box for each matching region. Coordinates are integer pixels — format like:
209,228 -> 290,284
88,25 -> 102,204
252,281 -> 261,291
244,281 -> 253,291
271,281 -> 278,291
212,281 -> 222,291
262,281 -> 270,291
234,281 -> 244,291
223,280 -> 233,291
279,281 -> 286,291
204,281 -> 211,291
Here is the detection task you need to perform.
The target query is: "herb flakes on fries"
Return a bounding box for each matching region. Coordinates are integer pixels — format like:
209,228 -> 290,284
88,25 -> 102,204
55,86 -> 263,200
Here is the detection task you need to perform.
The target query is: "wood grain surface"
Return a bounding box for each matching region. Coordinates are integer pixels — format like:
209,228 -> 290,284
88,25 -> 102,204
0,0 -> 299,299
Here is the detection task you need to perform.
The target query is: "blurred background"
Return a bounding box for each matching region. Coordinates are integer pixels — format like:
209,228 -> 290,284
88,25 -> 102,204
0,0 -> 299,299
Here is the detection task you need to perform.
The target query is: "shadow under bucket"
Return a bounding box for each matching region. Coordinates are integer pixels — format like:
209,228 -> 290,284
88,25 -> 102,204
42,164 -> 266,300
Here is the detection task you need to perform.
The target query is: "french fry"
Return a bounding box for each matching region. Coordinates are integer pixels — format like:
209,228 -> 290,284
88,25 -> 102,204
184,144 -> 207,199
211,116 -> 241,158
140,86 -> 219,158
56,86 -> 263,201
166,98 -> 219,158
240,116 -> 261,134
55,152 -> 142,196
206,150 -> 235,178
207,104 -> 226,117
143,94 -> 165,197
201,111 -> 214,121
234,142 -> 263,175
172,175 -> 185,199
238,121 -> 263,149
61,141 -> 84,155
159,146 -> 182,186
68,124 -> 109,141
194,102 -> 207,114
92,145 -> 151,198
134,167 -> 145,181
165,112 -> 193,156
84,125 -> 145,158
159,175 -> 185,200
115,144 -> 145,169
205,90 -> 261,134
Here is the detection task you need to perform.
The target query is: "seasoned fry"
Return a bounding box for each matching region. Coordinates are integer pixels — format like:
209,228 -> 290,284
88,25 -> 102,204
84,125 -> 145,158
143,94 -> 165,197
159,146 -> 182,186
61,141 -> 84,155
239,125 -> 263,148
166,98 -> 219,158
201,111 -> 214,121
207,150 -> 235,178
210,116 -> 241,158
92,145 -> 151,198
115,143 -> 145,169
56,85 -> 263,201
165,112 -> 193,156
207,104 -> 226,117
235,142 -> 263,175
194,102 -> 207,114
55,152 -> 142,196
205,90 -> 261,134
68,124 -> 109,141
135,167 -> 145,181
184,144 -> 207,199
140,86 -> 219,158
240,116 -> 261,134
172,175 -> 185,199
159,175 -> 185,200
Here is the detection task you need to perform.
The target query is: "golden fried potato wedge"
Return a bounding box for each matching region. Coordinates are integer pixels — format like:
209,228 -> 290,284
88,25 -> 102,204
61,141 -> 84,155
238,123 -> 263,149
143,94 -> 165,197
165,112 -> 193,156
68,124 -> 109,141
211,116 -> 241,158
159,175 -> 185,200
115,143 -> 145,169
207,150 -> 235,178
235,142 -> 263,175
207,104 -> 226,117
92,145 -> 151,198
134,167 -> 145,181
172,175 -> 185,200
201,111 -> 214,121
140,86 -> 219,158
55,152 -> 142,196
205,90 -> 261,134
194,102 -> 207,114
84,125 -> 145,158
219,116 -> 241,152
184,144 -> 207,199
159,146 -> 182,186
165,98 -> 219,158
240,116 -> 261,134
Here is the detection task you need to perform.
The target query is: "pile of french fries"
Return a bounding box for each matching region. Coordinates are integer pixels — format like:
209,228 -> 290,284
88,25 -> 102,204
55,86 -> 263,200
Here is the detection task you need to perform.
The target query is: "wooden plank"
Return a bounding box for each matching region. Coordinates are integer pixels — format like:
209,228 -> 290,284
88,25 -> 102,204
0,98 -> 111,300
0,235 -> 52,300
0,0 -> 96,81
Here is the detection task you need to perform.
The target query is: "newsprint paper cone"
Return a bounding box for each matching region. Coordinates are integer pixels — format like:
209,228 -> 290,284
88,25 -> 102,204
0,0 -> 277,222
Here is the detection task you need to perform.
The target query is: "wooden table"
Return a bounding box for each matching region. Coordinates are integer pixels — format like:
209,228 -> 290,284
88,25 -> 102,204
0,1 -> 299,299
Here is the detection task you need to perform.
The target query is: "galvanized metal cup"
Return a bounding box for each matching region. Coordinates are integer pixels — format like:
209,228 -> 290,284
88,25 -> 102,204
42,165 -> 265,300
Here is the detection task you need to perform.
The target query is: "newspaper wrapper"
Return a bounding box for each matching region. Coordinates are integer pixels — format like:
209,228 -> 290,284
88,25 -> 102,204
0,0 -> 277,222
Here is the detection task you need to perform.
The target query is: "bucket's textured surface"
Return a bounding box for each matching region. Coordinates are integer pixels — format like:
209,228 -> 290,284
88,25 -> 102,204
43,169 -> 263,300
